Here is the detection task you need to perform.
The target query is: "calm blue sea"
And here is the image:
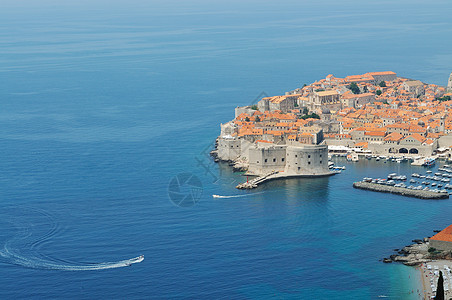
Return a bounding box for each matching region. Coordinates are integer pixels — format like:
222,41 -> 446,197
1,0 -> 452,299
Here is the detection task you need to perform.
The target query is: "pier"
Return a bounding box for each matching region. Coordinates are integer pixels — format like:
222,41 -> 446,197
353,181 -> 449,199
236,171 -> 279,189
236,171 -> 335,189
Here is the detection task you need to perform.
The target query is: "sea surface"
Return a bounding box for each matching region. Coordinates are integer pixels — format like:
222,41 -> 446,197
1,0 -> 452,299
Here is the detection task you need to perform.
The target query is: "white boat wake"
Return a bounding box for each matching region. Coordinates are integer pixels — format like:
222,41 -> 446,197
0,246 -> 144,271
212,192 -> 265,198
0,207 -> 144,271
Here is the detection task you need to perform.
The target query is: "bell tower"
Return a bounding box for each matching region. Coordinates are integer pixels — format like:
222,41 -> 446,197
448,72 -> 452,92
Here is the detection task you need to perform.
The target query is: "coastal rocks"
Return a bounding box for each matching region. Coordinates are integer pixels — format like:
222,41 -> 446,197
384,239 -> 432,266
232,162 -> 248,172
236,182 -> 258,189
210,149 -> 250,173
210,150 -> 219,159
353,181 -> 449,199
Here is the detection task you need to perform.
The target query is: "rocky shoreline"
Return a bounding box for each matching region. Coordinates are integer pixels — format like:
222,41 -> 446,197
383,236 -> 452,266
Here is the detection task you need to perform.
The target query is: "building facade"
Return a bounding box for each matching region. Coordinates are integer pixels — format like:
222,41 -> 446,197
429,225 -> 452,251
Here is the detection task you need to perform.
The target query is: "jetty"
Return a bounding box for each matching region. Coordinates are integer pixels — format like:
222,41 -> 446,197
236,171 -> 278,189
236,171 -> 335,189
353,181 -> 449,199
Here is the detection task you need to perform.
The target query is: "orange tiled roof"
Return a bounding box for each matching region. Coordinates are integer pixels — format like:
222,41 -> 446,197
430,225 -> 452,242
365,131 -> 385,137
366,71 -> 396,76
355,142 -> 368,148
404,133 -> 425,143
384,132 -> 404,141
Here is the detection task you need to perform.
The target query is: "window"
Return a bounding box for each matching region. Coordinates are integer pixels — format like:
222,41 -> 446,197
320,160 -> 322,164
295,155 -> 297,158
308,155 -> 311,158
265,159 -> 268,163
320,154 -> 322,157
298,167 -> 301,170
308,162 -> 311,165
273,158 -> 276,162
282,158 -> 285,162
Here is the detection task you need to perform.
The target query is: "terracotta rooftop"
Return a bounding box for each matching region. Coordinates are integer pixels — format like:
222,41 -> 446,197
430,225 -> 452,243
316,90 -> 339,97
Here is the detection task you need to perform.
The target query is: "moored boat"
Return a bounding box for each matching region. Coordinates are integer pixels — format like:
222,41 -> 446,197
423,157 -> 436,167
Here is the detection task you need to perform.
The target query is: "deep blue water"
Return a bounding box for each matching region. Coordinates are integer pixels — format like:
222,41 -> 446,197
1,0 -> 452,299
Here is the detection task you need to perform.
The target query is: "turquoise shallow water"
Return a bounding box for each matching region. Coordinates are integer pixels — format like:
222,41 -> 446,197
0,0 -> 452,299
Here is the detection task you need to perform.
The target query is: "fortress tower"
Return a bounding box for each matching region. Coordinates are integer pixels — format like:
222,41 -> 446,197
448,72 -> 452,92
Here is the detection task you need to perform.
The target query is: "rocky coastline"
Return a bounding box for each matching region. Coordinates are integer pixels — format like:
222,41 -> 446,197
210,139 -> 250,173
383,236 -> 452,266
210,149 -> 249,172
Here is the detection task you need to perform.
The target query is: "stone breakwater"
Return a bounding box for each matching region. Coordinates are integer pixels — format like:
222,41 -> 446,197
353,181 -> 449,199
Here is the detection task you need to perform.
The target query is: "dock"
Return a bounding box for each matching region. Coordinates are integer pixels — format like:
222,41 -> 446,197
353,181 -> 449,199
236,171 -> 279,189
236,171 -> 335,189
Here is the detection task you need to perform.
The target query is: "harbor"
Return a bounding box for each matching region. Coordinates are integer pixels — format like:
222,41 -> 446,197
352,163 -> 452,199
353,181 -> 449,199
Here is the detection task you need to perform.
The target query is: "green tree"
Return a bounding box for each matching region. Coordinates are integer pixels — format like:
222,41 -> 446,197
379,81 -> 386,87
251,105 -> 258,110
310,113 -> 320,119
245,117 -> 250,122
255,116 -> 260,122
436,96 -> 451,102
348,82 -> 360,94
363,86 -> 368,93
301,113 -> 320,120
302,107 -> 309,115
376,90 -> 382,96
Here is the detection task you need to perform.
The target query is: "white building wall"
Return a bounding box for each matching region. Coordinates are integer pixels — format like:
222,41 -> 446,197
248,146 -> 286,175
217,138 -> 241,161
430,239 -> 452,252
285,145 -> 329,175
235,106 -> 256,118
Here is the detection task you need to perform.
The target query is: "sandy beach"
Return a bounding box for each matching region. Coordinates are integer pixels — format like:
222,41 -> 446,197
419,260 -> 452,299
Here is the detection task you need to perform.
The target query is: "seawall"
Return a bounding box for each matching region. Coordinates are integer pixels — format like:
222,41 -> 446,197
353,181 -> 449,199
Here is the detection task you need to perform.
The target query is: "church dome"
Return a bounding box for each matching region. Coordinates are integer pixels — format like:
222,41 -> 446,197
322,108 -> 331,114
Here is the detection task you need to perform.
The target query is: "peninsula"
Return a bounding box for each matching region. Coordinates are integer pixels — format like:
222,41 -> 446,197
212,71 -> 452,187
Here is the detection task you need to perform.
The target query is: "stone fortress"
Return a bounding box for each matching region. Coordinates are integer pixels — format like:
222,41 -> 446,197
213,71 -> 452,178
216,97 -> 331,177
